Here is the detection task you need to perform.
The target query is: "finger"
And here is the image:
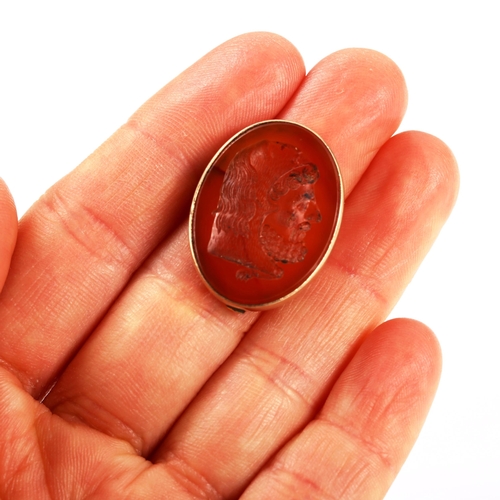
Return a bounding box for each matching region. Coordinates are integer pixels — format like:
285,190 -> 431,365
240,319 -> 441,500
153,131 -> 458,498
0,178 -> 17,291
279,48 -> 408,193
0,33 -> 305,396
44,49 -> 408,456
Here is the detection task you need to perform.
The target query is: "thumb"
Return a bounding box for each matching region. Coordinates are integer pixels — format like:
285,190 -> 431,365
0,178 -> 17,292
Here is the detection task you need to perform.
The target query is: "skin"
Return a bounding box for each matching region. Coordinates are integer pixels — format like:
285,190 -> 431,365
0,33 -> 458,499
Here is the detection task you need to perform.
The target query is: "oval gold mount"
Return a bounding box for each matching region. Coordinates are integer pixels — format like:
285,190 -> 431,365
189,120 -> 344,311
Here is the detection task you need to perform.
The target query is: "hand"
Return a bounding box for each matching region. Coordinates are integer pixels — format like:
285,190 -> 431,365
0,33 -> 458,499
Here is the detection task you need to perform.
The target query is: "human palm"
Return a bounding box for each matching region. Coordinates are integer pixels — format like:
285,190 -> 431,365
0,33 -> 458,499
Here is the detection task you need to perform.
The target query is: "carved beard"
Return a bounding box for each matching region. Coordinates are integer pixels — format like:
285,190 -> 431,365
260,222 -> 309,264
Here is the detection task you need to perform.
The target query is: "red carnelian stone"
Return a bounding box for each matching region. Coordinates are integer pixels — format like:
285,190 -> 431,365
191,121 -> 342,308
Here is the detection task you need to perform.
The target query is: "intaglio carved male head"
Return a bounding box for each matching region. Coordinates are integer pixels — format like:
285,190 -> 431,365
208,140 -> 321,281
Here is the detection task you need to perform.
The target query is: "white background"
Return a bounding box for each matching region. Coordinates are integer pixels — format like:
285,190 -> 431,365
1,2 -> 498,498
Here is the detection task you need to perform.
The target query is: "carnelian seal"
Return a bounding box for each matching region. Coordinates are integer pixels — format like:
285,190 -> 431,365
190,120 -> 343,311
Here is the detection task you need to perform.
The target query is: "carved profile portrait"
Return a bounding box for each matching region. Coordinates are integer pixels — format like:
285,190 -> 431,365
208,140 -> 321,280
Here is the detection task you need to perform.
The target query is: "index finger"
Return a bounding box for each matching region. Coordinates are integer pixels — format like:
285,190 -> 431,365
0,33 -> 305,396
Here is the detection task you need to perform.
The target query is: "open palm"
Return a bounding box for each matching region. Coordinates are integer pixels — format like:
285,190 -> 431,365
0,33 -> 458,499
